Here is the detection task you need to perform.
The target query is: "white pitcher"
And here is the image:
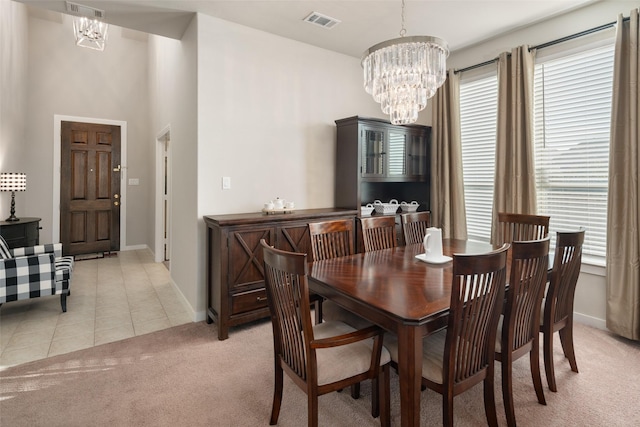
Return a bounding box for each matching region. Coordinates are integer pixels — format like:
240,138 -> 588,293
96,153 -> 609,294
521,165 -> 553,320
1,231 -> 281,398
423,227 -> 444,259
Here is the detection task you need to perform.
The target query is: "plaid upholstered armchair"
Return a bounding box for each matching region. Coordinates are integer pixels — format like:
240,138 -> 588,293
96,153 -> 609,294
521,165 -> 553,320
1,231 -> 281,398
0,236 -> 74,312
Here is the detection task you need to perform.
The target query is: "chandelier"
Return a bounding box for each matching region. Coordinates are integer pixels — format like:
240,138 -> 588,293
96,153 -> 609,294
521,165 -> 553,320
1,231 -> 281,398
73,16 -> 108,51
362,0 -> 449,125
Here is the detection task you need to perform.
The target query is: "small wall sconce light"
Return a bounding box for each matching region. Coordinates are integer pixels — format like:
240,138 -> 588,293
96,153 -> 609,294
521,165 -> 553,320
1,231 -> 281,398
0,172 -> 27,222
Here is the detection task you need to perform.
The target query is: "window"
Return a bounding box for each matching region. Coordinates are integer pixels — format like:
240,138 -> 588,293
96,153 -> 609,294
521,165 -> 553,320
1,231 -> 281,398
533,42 -> 615,264
460,73 -> 498,242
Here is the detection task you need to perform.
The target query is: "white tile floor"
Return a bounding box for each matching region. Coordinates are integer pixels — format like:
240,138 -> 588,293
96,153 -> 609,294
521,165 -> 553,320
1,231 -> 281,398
0,249 -> 192,369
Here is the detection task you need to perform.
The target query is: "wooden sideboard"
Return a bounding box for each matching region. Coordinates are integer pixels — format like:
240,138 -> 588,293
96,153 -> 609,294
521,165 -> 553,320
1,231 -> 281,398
0,217 -> 41,249
204,208 -> 358,340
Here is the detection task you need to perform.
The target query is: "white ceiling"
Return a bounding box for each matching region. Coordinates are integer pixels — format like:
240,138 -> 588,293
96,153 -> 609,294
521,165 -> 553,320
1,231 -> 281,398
17,0 -> 598,58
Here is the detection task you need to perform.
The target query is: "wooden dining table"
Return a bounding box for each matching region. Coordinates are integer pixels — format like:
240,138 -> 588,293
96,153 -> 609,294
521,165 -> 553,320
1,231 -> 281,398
307,238 -> 494,427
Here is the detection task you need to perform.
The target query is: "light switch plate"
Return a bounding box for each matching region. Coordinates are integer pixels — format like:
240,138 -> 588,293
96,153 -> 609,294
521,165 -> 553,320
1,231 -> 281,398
128,178 -> 139,186
222,176 -> 231,190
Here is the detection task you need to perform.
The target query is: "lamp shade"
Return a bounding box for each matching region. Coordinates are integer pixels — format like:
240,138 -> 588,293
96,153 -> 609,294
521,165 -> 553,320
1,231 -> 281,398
0,172 -> 27,192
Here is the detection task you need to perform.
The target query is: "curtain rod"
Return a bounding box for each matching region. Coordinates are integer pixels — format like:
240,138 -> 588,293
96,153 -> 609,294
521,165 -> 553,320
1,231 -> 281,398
454,15 -> 629,75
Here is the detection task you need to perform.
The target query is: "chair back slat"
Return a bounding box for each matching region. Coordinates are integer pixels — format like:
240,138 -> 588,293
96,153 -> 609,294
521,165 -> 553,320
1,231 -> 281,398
497,212 -> 550,245
308,219 -> 354,261
262,240 -> 313,381
400,211 -> 431,245
505,238 -> 550,351
446,244 -> 509,384
546,230 -> 584,323
360,216 -> 397,252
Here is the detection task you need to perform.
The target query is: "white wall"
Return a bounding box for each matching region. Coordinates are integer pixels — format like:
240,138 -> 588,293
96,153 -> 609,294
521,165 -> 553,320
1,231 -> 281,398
448,0 -> 639,329
191,14 -> 382,318
148,17 -> 198,318
0,0 -> 28,214
14,9 -> 150,246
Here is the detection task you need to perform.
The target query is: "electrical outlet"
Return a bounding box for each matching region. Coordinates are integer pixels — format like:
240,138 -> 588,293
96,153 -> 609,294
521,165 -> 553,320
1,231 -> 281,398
222,176 -> 231,190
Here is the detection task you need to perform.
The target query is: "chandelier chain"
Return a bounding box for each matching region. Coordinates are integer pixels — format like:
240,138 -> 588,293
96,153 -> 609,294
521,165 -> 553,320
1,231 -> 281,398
399,0 -> 406,37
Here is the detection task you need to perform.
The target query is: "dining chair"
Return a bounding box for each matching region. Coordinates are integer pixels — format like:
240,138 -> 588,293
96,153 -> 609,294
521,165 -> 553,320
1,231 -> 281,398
359,216 -> 397,252
260,240 -> 391,427
495,237 -> 550,426
540,230 -> 584,392
400,211 -> 431,245
308,219 -> 355,261
385,243 -> 509,427
496,212 -> 550,245
308,219 -> 373,400
307,219 -> 356,325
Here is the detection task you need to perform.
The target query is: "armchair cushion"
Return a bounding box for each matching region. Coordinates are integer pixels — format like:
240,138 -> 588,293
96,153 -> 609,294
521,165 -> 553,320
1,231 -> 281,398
313,321 -> 391,386
0,253 -> 56,303
0,237 -> 72,311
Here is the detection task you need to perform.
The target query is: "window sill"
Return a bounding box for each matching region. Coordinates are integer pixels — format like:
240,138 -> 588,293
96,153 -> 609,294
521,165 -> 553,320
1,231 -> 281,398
580,257 -> 605,277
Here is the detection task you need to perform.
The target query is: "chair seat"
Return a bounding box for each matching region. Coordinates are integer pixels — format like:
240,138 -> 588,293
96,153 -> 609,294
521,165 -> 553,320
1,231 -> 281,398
384,329 -> 447,384
313,321 -> 391,386
322,300 -> 374,330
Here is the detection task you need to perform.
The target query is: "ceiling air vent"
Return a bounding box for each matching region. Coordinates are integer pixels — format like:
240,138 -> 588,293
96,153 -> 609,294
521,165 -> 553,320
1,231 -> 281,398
303,12 -> 341,29
65,1 -> 105,19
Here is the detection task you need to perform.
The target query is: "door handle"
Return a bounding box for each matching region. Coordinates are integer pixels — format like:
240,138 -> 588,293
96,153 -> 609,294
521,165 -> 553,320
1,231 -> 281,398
114,194 -> 119,199
113,164 -> 121,172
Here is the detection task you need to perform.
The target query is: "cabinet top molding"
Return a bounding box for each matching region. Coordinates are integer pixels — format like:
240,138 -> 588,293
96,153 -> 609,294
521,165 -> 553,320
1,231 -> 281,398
335,116 -> 431,130
204,208 -> 358,228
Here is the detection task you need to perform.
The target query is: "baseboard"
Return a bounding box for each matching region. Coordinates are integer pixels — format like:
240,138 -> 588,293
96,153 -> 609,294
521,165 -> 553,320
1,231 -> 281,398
574,311 -> 606,330
122,244 -> 148,251
167,275 -> 198,322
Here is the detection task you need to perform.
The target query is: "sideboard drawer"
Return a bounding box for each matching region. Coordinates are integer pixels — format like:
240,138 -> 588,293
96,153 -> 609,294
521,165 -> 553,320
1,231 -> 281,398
231,289 -> 268,315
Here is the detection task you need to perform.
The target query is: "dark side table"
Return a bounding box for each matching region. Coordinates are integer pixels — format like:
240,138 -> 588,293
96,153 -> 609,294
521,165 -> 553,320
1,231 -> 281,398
0,217 -> 41,249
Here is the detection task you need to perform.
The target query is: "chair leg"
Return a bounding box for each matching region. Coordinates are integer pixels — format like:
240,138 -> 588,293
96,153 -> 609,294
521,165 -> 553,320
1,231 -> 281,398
483,373 -> 499,427
60,293 -> 67,313
314,298 -> 323,324
501,357 -> 516,427
350,382 -> 360,399
308,390 -> 319,427
559,323 -> 578,373
372,377 -> 379,418
530,339 -> 546,405
270,364 -> 283,425
379,364 -> 390,427
543,329 -> 557,392
443,390 -> 455,427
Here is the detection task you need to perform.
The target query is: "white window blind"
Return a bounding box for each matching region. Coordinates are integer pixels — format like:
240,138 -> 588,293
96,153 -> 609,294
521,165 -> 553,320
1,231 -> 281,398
460,74 -> 498,242
533,42 -> 615,263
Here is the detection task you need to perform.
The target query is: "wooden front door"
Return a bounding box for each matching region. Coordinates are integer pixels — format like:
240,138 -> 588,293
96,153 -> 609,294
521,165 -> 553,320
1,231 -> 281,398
61,121 -> 121,256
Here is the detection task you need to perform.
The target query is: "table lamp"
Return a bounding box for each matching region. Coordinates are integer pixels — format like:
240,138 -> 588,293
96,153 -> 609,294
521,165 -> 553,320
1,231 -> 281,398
0,172 -> 27,221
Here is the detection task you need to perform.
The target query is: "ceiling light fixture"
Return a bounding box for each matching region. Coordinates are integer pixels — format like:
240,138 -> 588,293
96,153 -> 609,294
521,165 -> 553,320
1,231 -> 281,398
362,0 -> 449,125
66,2 -> 108,51
73,16 -> 108,51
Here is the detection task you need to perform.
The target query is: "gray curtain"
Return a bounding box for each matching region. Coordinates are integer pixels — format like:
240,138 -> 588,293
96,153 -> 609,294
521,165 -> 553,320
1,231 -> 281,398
431,70 -> 467,239
606,9 -> 640,341
491,46 -> 537,243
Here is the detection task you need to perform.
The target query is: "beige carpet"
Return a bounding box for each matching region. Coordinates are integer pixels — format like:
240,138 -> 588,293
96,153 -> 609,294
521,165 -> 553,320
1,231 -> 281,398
1,319 -> 639,426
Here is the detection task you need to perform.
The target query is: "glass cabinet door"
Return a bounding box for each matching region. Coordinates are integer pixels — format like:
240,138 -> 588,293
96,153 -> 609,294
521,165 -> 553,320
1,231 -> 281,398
387,131 -> 407,177
408,133 -> 427,177
362,128 -> 385,177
